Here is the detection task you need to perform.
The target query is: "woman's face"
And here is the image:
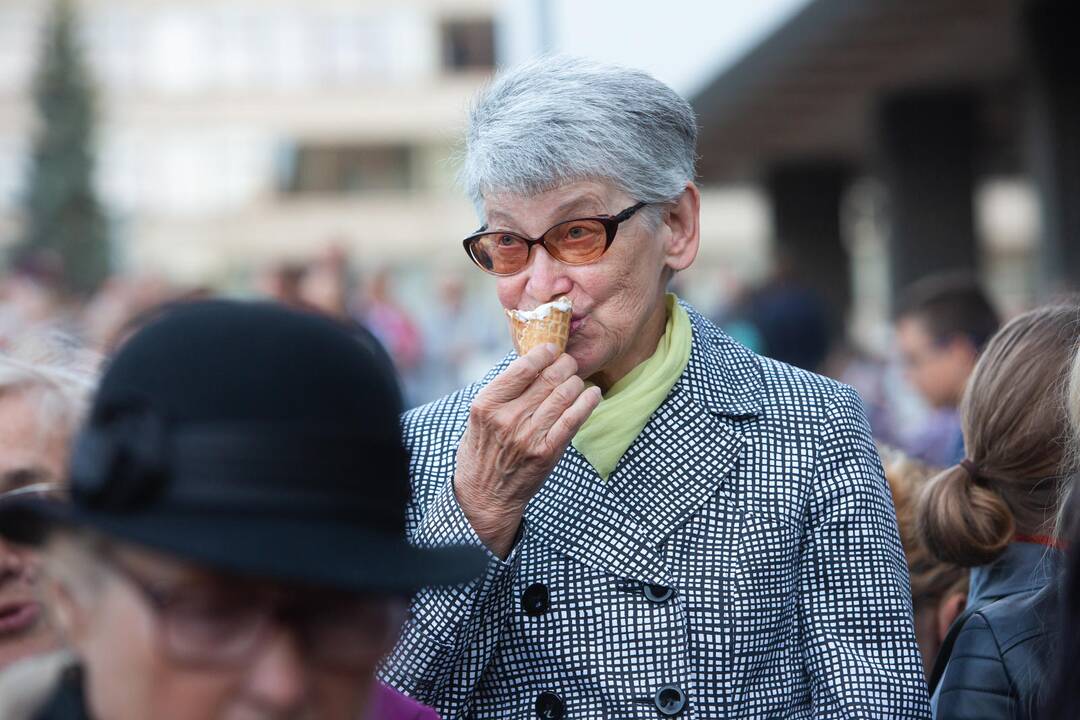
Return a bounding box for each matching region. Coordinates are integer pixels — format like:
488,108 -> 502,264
56,542 -> 401,720
485,179 -> 699,389
0,389 -> 68,670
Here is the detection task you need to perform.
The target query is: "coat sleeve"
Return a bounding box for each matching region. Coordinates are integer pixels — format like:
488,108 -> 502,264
933,613 -> 1015,720
378,409 -> 522,718
798,385 -> 931,719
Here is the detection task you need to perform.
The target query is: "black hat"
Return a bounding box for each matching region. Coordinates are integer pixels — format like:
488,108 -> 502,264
0,300 -> 485,593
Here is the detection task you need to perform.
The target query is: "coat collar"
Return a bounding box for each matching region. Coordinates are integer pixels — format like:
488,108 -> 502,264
516,303 -> 761,585
968,542 -> 1064,608
0,651 -> 79,720
28,662 -> 90,720
677,300 -> 764,420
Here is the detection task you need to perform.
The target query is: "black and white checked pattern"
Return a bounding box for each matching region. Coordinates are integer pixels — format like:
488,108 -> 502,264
380,302 -> 930,719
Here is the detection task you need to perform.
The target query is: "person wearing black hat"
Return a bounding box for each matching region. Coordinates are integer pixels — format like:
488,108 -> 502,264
0,301 -> 484,720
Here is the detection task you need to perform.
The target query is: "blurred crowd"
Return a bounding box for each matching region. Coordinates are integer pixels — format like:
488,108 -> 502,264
0,247 -> 506,409
2,213 -> 1080,720
4,39 -> 1080,719
0,246 -> 1011,466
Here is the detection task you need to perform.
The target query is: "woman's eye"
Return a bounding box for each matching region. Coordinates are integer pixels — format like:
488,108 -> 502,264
497,235 -> 517,247
567,226 -> 586,239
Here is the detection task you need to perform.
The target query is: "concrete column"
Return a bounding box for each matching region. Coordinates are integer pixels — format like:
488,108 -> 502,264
764,161 -> 851,337
1022,0 -> 1080,295
875,89 -> 980,301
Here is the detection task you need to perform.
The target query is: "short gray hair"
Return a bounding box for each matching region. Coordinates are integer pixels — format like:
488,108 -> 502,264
0,335 -> 95,438
461,55 -> 698,214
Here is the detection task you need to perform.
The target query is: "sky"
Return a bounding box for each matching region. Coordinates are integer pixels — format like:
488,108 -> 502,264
497,0 -> 811,98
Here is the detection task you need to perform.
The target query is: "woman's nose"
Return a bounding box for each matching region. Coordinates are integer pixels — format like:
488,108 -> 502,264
524,245 -> 573,302
243,627 -> 310,712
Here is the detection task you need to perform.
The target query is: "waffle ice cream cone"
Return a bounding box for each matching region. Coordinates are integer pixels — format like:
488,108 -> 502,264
506,297 -> 573,355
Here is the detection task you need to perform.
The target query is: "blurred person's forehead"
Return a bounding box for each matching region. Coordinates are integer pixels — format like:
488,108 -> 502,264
108,539 -> 369,602
895,316 -> 936,346
0,388 -> 67,493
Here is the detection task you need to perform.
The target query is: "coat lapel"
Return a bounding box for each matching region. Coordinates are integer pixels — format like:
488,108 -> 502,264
525,446 -> 673,585
609,305 -> 759,548
524,304 -> 763,584
609,388 -> 744,548
473,356 -> 672,585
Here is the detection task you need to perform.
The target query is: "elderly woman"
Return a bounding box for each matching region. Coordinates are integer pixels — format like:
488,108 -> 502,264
0,302 -> 483,720
380,57 -> 929,718
0,349 -> 92,671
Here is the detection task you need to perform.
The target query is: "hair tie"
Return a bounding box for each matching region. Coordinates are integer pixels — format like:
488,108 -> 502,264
960,459 -> 981,481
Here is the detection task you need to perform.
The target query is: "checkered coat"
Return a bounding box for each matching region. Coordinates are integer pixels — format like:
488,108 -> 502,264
381,302 -> 930,719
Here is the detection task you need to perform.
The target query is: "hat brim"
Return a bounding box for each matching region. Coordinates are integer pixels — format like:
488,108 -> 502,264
0,499 -> 488,594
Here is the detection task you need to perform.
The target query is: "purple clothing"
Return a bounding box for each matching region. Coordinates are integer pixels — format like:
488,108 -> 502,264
369,683 -> 440,720
901,406 -> 965,468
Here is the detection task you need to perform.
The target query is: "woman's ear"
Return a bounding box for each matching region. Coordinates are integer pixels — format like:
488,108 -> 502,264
662,182 -> 700,273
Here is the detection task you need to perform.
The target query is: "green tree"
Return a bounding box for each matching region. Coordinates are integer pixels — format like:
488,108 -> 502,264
15,0 -> 110,296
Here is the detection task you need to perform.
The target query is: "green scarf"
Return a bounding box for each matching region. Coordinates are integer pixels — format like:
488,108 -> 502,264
572,293 -> 692,480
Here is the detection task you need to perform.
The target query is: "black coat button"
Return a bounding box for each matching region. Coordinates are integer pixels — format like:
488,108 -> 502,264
654,685 -> 687,716
522,583 -> 550,616
536,691 -> 566,719
644,584 -> 675,603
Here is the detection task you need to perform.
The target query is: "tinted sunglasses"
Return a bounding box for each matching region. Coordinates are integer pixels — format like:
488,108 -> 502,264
0,482 -> 62,507
462,202 -> 647,276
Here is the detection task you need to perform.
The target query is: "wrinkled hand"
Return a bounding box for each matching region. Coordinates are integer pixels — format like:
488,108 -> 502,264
455,344 -> 602,558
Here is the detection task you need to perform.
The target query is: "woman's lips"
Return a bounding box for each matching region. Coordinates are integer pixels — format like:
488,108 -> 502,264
570,316 -> 585,334
0,601 -> 40,636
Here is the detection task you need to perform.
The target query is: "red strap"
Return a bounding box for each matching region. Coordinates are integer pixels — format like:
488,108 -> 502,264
1014,534 -> 1067,551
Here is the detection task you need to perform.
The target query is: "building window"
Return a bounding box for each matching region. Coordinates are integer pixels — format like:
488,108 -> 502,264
441,18 -> 495,72
280,144 -> 414,194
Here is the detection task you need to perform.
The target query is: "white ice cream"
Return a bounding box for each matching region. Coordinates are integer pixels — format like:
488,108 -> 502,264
508,297 -> 572,322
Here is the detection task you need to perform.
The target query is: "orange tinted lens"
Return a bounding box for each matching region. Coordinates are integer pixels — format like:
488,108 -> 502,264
470,233 -> 529,274
545,219 -> 607,264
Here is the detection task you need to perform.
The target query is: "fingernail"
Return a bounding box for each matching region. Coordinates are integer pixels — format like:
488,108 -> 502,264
543,343 -> 559,355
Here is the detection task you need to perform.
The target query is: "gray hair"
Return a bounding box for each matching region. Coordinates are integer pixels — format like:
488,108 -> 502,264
461,55 -> 698,215
0,334 -> 96,439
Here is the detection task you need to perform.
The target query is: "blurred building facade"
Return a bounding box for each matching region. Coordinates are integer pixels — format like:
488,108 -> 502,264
692,0 -> 1076,351
0,0 -> 786,404
0,0 -> 498,283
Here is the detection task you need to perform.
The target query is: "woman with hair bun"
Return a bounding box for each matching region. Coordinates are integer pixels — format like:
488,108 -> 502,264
920,303 -> 1080,719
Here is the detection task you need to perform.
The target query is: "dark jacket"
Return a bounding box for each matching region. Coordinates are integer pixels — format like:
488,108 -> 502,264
932,542 -> 1062,720
32,665 -> 88,720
